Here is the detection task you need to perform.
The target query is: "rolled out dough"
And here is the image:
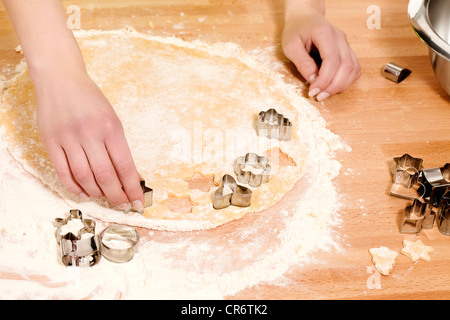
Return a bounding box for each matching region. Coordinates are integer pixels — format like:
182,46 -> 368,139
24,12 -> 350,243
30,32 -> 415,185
0,29 -> 309,231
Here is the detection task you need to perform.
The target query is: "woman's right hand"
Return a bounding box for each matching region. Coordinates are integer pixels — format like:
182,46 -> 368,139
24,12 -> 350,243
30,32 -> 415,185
34,68 -> 144,211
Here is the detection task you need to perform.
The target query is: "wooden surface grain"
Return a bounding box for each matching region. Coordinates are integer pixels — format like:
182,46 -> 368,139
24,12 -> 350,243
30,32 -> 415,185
1,0 -> 450,300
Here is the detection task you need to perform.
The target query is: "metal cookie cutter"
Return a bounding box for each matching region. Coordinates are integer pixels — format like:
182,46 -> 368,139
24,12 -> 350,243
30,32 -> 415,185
54,209 -> 101,267
141,180 -> 153,209
125,180 -> 153,214
213,174 -> 252,210
256,108 -> 292,141
381,62 -> 412,83
390,154 -> 425,200
100,225 -> 140,263
392,154 -> 423,188
418,164 -> 450,206
422,202 -> 438,229
234,153 -> 271,187
400,198 -> 426,234
437,188 -> 450,235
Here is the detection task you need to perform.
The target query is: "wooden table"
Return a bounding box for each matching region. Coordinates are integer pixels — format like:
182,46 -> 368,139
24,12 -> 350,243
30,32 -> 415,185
1,0 -> 450,300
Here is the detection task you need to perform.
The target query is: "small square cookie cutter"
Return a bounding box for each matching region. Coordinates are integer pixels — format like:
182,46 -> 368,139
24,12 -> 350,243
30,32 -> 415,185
54,209 -> 140,266
213,174 -> 252,210
234,153 -> 271,187
256,108 -> 292,141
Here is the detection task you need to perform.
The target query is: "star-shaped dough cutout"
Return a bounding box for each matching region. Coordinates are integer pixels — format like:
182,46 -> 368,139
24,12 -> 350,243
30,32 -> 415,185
184,172 -> 218,192
400,240 -> 433,262
164,194 -> 198,213
369,246 -> 398,276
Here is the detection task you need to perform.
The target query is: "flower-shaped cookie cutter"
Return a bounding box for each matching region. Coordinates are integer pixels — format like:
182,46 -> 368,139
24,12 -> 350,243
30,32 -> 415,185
234,153 -> 271,187
256,108 -> 292,141
213,174 -> 252,210
54,209 -> 101,267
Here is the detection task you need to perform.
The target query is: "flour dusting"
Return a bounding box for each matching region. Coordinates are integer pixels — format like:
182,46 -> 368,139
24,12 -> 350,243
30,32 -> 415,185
0,29 -> 348,299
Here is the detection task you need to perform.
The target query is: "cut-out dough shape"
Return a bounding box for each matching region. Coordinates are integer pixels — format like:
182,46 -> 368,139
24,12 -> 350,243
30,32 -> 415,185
369,246 -> 398,276
400,239 -> 433,262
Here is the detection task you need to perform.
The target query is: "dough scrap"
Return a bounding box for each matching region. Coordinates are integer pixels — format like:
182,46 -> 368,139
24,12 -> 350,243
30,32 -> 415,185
0,29 -> 309,231
400,240 -> 433,262
369,246 -> 398,276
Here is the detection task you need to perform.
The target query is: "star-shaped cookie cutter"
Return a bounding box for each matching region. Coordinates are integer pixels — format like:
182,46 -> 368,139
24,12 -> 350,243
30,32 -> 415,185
256,108 -> 292,141
213,174 -> 252,210
123,180 -> 153,214
234,153 -> 271,187
392,154 -> 423,189
390,154 -> 425,200
54,209 -> 101,267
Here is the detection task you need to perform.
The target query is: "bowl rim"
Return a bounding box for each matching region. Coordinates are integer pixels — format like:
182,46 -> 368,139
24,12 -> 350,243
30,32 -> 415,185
408,0 -> 450,60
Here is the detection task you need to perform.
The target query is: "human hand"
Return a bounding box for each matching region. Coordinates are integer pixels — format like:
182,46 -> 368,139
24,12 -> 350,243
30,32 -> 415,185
34,68 -> 144,211
282,8 -> 361,101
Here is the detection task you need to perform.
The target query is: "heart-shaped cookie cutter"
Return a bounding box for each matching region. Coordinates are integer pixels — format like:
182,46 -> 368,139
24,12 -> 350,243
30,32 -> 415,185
213,174 -> 252,209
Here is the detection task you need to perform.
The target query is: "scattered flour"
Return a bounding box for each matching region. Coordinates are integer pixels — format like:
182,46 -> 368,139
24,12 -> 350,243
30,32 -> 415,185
0,31 -> 349,299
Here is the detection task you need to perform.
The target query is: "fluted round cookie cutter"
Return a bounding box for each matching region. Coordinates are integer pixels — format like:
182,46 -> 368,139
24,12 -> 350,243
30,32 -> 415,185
100,225 -> 140,263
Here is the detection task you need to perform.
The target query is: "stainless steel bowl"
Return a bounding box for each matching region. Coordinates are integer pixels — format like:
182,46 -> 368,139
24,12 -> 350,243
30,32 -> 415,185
409,0 -> 450,95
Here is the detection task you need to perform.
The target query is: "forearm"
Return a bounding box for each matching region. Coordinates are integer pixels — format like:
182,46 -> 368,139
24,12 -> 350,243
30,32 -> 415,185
285,0 -> 325,21
2,0 -> 86,81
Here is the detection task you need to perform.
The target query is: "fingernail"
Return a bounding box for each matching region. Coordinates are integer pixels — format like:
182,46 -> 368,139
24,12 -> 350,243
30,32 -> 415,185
79,192 -> 90,200
132,200 -> 144,211
316,92 -> 330,101
308,88 -> 320,98
308,74 -> 317,83
118,202 -> 131,211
